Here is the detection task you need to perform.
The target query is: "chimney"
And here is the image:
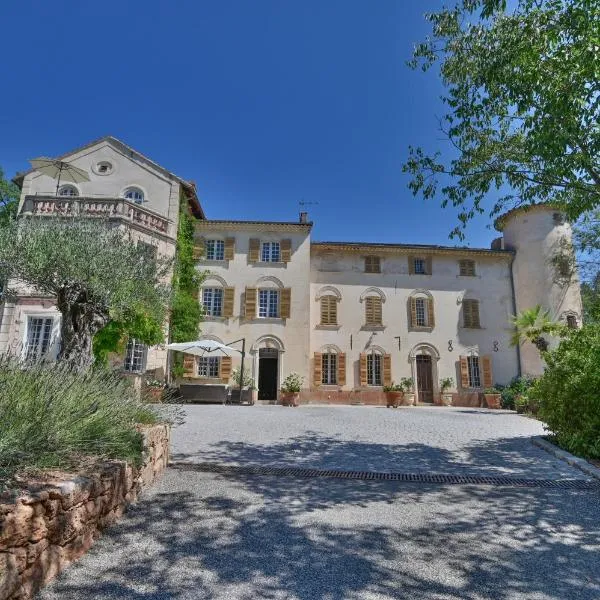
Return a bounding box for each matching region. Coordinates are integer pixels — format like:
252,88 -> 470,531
299,211 -> 308,224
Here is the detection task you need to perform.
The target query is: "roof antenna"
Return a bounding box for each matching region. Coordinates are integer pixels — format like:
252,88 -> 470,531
299,199 -> 318,223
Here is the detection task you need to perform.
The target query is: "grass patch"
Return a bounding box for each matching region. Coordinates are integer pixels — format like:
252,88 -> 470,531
0,356 -> 160,483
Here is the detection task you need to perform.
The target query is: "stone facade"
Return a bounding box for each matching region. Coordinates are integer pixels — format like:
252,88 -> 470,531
0,424 -> 170,600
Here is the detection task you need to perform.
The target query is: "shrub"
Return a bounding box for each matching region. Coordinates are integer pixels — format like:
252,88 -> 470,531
439,377 -> 454,394
383,382 -> 403,393
530,325 -> 600,459
280,373 -> 303,393
497,376 -> 536,411
0,356 -> 159,480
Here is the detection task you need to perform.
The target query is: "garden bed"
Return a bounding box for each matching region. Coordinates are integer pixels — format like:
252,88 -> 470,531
0,424 -> 169,600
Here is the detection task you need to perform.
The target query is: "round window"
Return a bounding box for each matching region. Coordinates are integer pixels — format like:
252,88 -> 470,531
92,161 -> 114,175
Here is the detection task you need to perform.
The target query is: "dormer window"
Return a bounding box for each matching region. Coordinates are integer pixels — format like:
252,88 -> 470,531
58,184 -> 78,197
123,187 -> 144,204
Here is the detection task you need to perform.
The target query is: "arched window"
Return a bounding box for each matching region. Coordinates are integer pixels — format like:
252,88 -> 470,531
123,187 -> 144,204
408,290 -> 435,329
58,184 -> 79,197
314,345 -> 346,387
320,296 -> 338,325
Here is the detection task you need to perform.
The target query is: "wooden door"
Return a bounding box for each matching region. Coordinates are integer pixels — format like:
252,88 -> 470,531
416,355 -> 434,403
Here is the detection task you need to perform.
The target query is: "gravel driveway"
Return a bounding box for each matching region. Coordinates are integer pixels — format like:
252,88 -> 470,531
40,406 -> 600,600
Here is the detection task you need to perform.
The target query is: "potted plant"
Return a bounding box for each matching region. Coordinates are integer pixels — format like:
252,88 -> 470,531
280,373 -> 303,407
383,382 -> 404,408
439,377 -> 454,406
232,367 -> 257,405
483,386 -> 502,409
399,377 -> 415,406
143,378 -> 165,403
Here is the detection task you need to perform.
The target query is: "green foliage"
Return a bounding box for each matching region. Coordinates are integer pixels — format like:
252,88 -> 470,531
231,367 -> 255,389
496,375 -> 536,410
398,377 -> 414,392
573,211 -> 600,323
510,305 -> 564,352
0,356 -> 159,480
439,377 -> 454,393
530,325 -> 600,458
0,166 -> 19,226
280,373 -> 304,393
404,0 -> 600,238
383,382 -> 404,393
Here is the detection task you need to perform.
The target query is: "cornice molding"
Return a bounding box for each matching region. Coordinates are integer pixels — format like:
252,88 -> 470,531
196,220 -> 312,233
312,243 -> 513,259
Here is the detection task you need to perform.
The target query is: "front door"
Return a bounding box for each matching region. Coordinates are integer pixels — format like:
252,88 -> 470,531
258,348 -> 278,400
416,355 -> 434,403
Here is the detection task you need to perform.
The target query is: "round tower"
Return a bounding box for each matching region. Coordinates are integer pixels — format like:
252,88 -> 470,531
495,205 -> 583,376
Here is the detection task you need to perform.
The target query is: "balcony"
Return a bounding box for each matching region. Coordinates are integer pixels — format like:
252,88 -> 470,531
20,195 -> 171,238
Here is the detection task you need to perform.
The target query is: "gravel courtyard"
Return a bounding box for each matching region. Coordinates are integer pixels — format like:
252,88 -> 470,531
40,406 -> 600,600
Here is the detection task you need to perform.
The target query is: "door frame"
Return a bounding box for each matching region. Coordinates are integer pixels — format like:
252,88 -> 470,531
251,335 -> 285,401
257,348 -> 279,401
409,343 -> 440,404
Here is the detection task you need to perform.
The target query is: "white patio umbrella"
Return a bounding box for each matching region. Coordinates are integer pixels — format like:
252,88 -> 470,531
166,339 -> 238,357
29,158 -> 90,196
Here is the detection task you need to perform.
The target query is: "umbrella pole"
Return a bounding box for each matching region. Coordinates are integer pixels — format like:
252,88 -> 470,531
55,164 -> 63,196
239,339 -> 245,391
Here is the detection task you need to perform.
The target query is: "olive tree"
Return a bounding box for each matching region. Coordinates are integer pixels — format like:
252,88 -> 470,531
404,0 -> 600,239
0,217 -> 171,371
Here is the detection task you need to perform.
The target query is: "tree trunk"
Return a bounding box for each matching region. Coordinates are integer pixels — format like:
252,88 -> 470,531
56,283 -> 109,371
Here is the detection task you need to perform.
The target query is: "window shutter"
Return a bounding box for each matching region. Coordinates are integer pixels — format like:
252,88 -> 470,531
190,285 -> 199,301
281,239 -> 292,262
365,297 -> 374,324
410,297 -> 417,328
383,354 -> 392,387
373,297 -> 382,325
459,356 -> 469,388
220,356 -> 232,383
408,255 -> 415,275
472,301 -> 481,328
482,355 -> 493,388
183,354 -> 196,378
225,238 -> 235,261
365,297 -> 382,325
280,288 -> 291,319
427,298 -> 435,328
426,256 -> 432,275
223,287 -> 235,317
337,353 -> 346,386
313,352 -> 322,387
320,296 -> 336,325
359,353 -> 367,386
192,245 -> 203,260
248,238 -> 260,262
245,287 -> 257,319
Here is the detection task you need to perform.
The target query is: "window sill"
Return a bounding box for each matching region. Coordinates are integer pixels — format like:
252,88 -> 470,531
250,261 -> 288,268
409,326 -> 434,333
248,317 -> 285,324
316,324 -> 341,331
203,316 -> 229,323
361,325 -> 386,332
461,325 -> 484,330
198,259 -> 229,265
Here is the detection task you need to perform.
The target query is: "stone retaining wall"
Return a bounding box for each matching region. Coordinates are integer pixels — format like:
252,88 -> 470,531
0,424 -> 170,600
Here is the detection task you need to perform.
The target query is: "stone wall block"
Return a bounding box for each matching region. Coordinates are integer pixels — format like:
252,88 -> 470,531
0,424 -> 170,600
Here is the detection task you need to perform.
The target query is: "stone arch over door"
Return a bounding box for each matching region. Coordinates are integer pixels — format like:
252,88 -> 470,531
409,343 -> 440,404
250,335 -> 285,401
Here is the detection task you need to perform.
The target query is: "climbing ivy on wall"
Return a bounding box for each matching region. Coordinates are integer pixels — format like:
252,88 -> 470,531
170,193 -> 205,375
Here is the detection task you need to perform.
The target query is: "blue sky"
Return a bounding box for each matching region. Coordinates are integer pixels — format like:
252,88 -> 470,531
0,0 -> 500,247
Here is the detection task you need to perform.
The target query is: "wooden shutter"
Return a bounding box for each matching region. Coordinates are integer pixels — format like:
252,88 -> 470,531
281,239 -> 292,262
426,256 -> 432,275
220,356 -> 232,383
280,288 -> 291,319
222,287 -> 235,317
427,298 -> 435,328
373,297 -> 382,324
248,238 -> 260,262
337,353 -> 346,386
313,352 -> 322,387
320,296 -> 337,325
464,300 -> 480,328
245,287 -> 257,319
482,355 -> 493,388
408,255 -> 415,275
365,297 -> 381,325
192,245 -> 203,260
224,238 -> 235,260
459,356 -> 469,388
409,297 -> 417,328
383,354 -> 392,387
183,354 -> 196,377
359,353 -> 368,386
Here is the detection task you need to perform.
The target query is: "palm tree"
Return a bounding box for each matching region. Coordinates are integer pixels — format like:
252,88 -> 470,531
510,305 -> 563,353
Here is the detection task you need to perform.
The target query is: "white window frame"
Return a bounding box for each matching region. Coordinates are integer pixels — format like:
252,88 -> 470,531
258,289 -> 280,318
367,353 -> 382,386
124,338 -> 147,373
24,316 -> 55,362
123,187 -> 145,204
414,258 -> 426,275
467,355 -> 481,388
205,239 -> 225,261
322,353 -> 338,385
198,356 -> 220,378
415,297 -> 427,327
58,184 -> 79,197
202,287 -> 224,317
261,241 -> 281,263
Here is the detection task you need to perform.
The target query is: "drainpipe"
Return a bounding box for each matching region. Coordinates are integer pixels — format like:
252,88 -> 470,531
508,255 -> 522,378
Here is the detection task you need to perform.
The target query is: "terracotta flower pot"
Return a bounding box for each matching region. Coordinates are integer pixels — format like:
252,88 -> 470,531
385,391 -> 404,408
145,387 -> 163,403
484,393 -> 502,409
441,393 -> 454,406
280,392 -> 300,407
